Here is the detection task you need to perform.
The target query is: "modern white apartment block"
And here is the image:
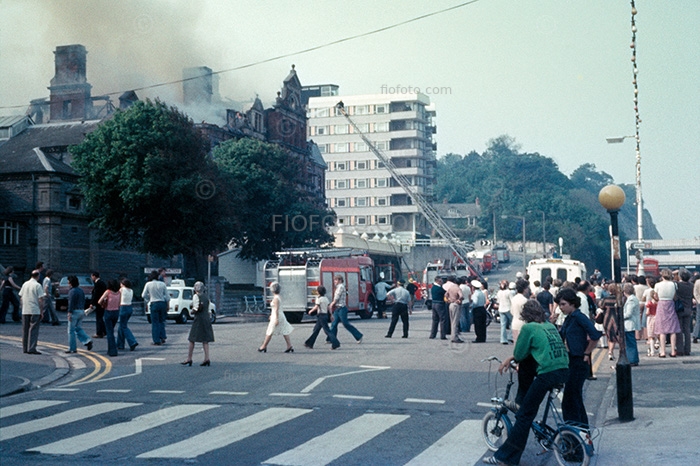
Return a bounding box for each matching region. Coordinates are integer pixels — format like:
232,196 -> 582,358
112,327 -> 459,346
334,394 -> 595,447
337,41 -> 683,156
306,91 -> 437,240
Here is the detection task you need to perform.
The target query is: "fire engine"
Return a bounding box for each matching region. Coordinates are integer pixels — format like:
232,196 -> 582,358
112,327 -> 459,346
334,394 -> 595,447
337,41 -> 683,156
263,249 -> 376,323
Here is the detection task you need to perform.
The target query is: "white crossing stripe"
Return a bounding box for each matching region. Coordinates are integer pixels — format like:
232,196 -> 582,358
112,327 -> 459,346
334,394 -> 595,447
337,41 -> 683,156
97,389 -> 131,393
404,420 -> 485,466
28,404 -> 218,455
0,402 -> 139,442
138,407 -> 311,458
209,391 -> 248,396
264,413 -> 409,466
0,400 -> 69,419
404,398 -> 445,404
150,390 -> 185,394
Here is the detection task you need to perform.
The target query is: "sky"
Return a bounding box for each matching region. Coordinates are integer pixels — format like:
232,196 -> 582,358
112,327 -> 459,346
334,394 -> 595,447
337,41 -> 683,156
1,0 -> 698,240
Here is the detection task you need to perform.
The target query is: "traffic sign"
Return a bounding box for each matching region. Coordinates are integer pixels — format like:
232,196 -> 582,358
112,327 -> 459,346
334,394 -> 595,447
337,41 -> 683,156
631,242 -> 651,250
480,240 -> 492,246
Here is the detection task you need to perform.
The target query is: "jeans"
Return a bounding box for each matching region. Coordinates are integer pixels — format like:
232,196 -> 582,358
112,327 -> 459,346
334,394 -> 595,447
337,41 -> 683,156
328,306 -> 363,341
117,305 -> 138,349
42,297 -> 59,324
68,309 -> 91,352
472,306 -> 487,342
495,368 -> 569,465
460,303 -> 471,332
625,331 -> 639,364
693,307 -> 700,339
0,287 -> 21,322
430,302 -> 447,338
500,311 -> 513,343
104,310 -> 119,356
386,303 -> 409,338
149,301 -> 168,344
562,356 -> 590,427
306,313 -> 339,349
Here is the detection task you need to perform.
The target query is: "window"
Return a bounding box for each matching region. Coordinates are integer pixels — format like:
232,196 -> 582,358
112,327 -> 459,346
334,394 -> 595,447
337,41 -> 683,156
1,221 -> 19,245
335,161 -> 347,171
376,197 -> 388,206
377,215 -> 388,225
356,216 -> 367,225
68,196 -> 81,210
354,142 -> 368,152
353,105 -> 369,115
354,123 -> 369,133
334,143 -> 349,153
334,125 -> 349,134
316,126 -> 328,135
317,144 -> 328,154
375,178 -> 387,188
375,141 -> 388,150
337,217 -> 346,225
355,161 -> 367,170
335,180 -> 347,189
373,122 -> 389,132
336,198 -> 347,207
356,179 -> 368,189
355,197 -> 368,207
313,107 -> 330,118
375,104 -> 388,114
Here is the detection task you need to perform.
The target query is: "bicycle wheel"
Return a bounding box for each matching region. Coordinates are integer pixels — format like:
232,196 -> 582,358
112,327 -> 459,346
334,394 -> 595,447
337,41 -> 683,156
553,428 -> 591,466
482,411 -> 511,451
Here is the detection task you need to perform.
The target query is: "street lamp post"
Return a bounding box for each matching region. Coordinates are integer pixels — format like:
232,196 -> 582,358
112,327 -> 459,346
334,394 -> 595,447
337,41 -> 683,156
502,215 -> 526,273
598,184 -> 634,422
529,210 -> 546,257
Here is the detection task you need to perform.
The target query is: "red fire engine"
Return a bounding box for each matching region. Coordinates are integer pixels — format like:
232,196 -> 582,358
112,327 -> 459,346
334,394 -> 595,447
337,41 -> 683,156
264,249 -> 376,323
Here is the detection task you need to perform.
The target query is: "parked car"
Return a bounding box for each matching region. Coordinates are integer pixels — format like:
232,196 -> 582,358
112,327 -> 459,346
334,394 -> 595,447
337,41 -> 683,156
145,279 -> 216,324
56,275 -> 94,311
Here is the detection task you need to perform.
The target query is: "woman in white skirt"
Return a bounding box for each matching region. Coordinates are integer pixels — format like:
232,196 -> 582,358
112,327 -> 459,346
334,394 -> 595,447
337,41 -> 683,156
258,281 -> 294,353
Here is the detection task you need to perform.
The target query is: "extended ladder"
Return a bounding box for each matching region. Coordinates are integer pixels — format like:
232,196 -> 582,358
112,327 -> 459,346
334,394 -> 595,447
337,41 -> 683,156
335,102 -> 482,279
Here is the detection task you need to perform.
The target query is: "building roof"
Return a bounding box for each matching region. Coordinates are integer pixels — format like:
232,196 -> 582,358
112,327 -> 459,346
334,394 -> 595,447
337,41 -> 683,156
0,120 -> 101,175
308,141 -> 327,169
432,203 -> 481,218
0,115 -> 30,128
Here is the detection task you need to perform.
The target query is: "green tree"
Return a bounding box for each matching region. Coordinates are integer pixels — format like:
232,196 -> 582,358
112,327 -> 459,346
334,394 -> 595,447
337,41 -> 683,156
213,138 -> 335,260
71,99 -> 231,258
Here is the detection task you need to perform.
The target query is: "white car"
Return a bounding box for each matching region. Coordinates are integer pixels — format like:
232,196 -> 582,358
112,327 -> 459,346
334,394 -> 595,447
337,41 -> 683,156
146,279 -> 216,324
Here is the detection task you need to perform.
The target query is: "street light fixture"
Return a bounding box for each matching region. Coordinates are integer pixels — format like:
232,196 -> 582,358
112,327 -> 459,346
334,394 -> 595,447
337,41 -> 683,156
598,184 -> 634,423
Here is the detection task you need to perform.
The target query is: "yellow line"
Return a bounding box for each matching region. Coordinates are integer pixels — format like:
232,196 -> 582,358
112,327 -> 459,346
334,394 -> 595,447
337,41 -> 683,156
591,347 -> 606,376
0,335 -> 111,384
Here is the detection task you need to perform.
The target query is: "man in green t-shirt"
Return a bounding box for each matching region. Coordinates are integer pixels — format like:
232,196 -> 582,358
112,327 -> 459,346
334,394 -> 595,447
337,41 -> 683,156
484,300 -> 569,466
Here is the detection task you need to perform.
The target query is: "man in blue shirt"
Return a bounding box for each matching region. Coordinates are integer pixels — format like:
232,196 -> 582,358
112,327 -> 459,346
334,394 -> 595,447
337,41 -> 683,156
556,288 -> 602,427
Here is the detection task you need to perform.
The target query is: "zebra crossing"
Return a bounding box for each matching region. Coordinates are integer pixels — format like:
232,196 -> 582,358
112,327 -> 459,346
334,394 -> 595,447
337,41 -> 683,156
0,398 -> 489,464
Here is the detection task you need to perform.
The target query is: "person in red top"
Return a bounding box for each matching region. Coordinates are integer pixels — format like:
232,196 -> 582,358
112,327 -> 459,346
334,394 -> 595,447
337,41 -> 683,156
98,279 -> 121,357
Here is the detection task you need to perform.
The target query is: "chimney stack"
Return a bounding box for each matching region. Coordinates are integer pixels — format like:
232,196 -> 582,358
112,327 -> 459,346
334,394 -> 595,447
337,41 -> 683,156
48,44 -> 93,121
183,66 -> 218,105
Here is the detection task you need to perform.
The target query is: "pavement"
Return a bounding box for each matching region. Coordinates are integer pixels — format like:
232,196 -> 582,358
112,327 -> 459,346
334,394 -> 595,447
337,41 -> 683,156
1,317 -> 699,465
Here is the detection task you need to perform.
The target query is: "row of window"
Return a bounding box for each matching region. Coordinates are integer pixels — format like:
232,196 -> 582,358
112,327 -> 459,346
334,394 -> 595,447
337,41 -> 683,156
336,215 -> 389,227
330,178 -> 387,189
317,139 -> 433,154
328,159 -> 427,171
310,122 -> 390,137
332,197 -> 389,208
309,104 -> 390,119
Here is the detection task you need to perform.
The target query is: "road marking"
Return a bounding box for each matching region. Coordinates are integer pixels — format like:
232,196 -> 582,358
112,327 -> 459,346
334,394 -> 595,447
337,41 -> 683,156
0,400 -> 69,419
97,389 -> 131,393
0,402 -> 139,442
29,404 -> 218,454
404,398 -> 445,404
99,357 -> 165,382
263,413 -> 409,466
300,366 -> 391,393
138,407 -> 311,458
150,390 -> 185,394
333,394 -> 374,400
46,388 -> 79,392
405,419 -> 485,465
270,392 -> 311,397
209,391 -> 249,396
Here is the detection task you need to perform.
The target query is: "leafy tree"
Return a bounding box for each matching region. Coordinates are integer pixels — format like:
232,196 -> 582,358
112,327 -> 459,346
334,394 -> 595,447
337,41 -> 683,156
71,99 -> 232,258
213,138 -> 335,260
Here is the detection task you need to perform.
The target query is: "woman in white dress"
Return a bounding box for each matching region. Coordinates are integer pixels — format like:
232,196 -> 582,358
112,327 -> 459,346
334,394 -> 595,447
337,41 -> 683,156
258,281 -> 294,353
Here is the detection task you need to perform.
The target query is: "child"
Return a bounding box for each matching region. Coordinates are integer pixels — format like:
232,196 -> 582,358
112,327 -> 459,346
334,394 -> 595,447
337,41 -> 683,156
304,286 -> 340,350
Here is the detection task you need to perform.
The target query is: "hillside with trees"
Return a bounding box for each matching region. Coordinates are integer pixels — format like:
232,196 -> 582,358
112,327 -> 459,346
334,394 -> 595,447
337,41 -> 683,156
433,136 -> 661,275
